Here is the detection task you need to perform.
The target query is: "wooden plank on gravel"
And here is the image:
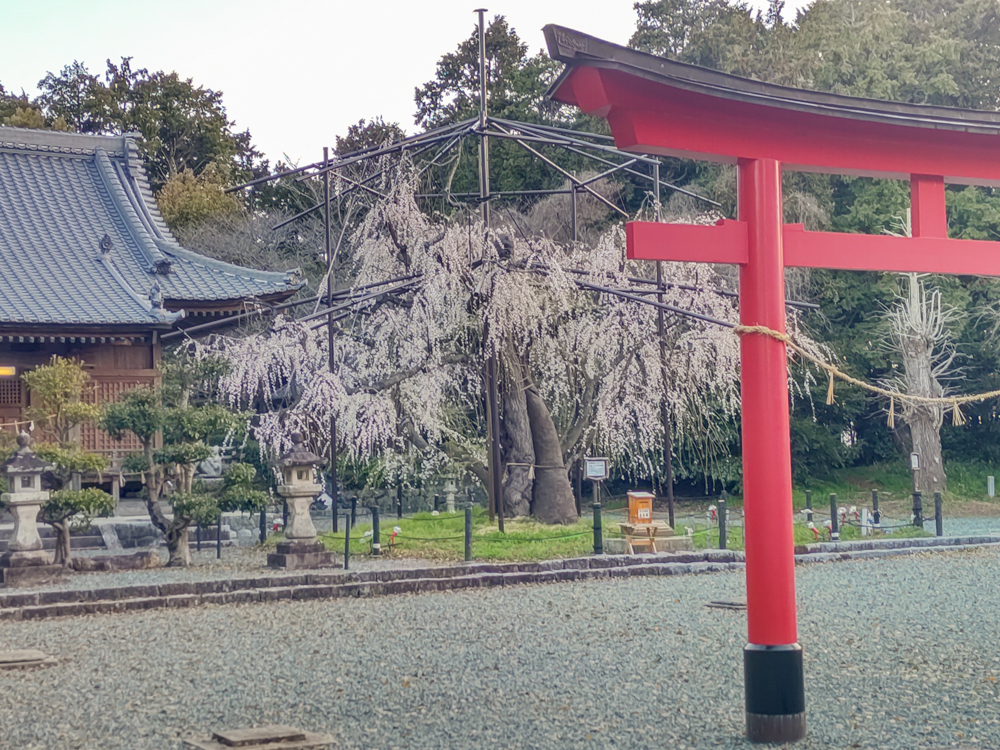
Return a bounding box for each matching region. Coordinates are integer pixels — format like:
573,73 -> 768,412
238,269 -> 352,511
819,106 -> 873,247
0,649 -> 57,669
183,724 -> 333,749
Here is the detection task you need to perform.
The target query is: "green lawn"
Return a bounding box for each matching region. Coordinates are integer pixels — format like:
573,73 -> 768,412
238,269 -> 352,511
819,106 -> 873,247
318,508 -> 596,562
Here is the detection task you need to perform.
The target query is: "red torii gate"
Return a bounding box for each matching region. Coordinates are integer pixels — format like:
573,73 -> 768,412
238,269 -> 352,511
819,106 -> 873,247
545,25 -> 1000,743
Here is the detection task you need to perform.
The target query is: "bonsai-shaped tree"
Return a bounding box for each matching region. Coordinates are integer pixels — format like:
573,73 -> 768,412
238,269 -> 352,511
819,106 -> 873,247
100,354 -> 262,566
19,356 -> 113,565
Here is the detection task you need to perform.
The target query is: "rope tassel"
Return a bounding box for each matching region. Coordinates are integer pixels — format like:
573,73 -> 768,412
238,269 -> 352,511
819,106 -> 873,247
826,371 -> 836,406
952,399 -> 966,426
887,396 -> 895,429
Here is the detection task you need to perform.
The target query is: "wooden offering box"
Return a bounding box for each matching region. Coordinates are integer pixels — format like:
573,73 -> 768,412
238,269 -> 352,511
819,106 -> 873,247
627,491 -> 655,525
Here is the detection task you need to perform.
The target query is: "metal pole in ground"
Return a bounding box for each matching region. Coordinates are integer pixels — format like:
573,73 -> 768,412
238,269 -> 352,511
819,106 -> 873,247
344,515 -> 351,571
259,506 -> 266,544
593,502 -> 603,555
370,505 -> 381,556
464,504 -> 473,562
434,493 -> 440,512
913,491 -> 924,528
805,490 -> 812,524
350,496 -> 357,529
331,493 -> 337,534
196,523 -> 202,552
934,491 -> 943,537
719,494 -> 727,550
830,493 -> 839,541
872,489 -> 880,527
216,512 -> 222,559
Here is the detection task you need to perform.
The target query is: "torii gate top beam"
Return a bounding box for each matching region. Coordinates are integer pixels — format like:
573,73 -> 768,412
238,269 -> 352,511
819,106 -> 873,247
544,25 -> 1000,186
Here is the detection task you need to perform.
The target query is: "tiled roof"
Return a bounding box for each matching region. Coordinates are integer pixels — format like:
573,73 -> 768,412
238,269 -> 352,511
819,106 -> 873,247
0,127 -> 303,329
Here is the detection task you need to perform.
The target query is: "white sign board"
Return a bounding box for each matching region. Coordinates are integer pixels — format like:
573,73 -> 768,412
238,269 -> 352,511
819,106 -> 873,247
584,457 -> 609,482
910,453 -> 920,471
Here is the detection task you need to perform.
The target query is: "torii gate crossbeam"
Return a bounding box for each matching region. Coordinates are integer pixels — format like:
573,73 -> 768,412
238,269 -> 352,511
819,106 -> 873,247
545,24 -> 1000,743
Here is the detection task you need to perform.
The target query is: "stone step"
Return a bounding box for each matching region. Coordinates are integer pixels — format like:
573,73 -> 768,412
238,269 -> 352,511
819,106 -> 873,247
0,536 -> 106,554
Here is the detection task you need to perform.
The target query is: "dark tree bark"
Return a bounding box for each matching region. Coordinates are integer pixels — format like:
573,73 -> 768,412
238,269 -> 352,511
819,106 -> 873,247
53,519 -> 71,566
524,378 -> 578,524
501,359 -> 533,518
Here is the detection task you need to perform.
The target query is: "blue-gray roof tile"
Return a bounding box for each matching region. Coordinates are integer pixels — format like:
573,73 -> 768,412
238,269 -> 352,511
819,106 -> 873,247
0,127 -> 302,329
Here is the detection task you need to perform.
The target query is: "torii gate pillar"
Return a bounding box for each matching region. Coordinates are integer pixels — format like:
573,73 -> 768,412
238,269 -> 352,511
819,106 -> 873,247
738,158 -> 804,740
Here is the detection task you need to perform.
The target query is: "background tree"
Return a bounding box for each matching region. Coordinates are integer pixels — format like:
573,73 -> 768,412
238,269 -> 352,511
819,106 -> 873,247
100,354 -> 247,566
19,357 -> 111,565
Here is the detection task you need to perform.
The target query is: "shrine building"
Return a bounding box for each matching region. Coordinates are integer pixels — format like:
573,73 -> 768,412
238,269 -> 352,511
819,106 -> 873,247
0,127 -> 302,453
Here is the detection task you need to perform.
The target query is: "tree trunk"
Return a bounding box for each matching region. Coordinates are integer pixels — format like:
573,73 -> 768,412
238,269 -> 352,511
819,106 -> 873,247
501,361 -> 534,518
910,412 -> 946,494
53,520 -> 71,567
165,524 -> 191,567
524,378 -> 578,524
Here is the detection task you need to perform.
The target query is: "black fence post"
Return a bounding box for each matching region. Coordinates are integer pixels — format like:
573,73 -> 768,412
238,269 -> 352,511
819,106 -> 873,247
434,493 -> 441,512
718,495 -> 727,550
593,502 -> 604,555
259,506 -> 266,544
913,491 -> 924,528
350,496 -> 357,529
397,485 -> 403,519
872,489 -> 880,526
830,493 -> 839,541
370,505 -> 381,556
805,490 -> 812,524
196,523 -> 202,552
344,514 -> 351,571
934,491 -> 943,537
216,512 -> 222,559
464,504 -> 473,562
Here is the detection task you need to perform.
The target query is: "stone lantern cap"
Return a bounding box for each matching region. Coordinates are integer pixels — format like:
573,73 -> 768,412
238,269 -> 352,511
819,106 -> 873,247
3,433 -> 51,476
274,432 -> 324,468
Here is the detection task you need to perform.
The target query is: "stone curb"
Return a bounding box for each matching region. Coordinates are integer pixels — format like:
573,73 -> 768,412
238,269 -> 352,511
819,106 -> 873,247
0,538 -> 994,621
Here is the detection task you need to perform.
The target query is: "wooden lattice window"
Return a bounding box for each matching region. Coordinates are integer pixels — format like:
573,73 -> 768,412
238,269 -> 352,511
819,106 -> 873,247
0,377 -> 22,407
80,379 -> 154,454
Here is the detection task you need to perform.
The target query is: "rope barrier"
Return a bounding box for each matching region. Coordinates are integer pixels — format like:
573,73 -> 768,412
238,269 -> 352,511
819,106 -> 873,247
736,324 -> 1000,426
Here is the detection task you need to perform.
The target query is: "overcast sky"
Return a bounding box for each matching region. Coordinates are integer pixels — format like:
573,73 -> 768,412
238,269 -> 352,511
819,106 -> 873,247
1,0 -> 813,167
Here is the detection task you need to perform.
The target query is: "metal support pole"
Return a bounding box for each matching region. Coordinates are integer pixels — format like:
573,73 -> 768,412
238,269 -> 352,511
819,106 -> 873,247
196,523 -> 202,552
872,489 -> 880,526
913,491 -> 924,527
216,512 -> 222,559
476,7 -> 491,230
434,493 -> 440,512
738,158 -> 804,742
464,503 -> 473,562
805,490 -> 812,524
653,162 -> 675,530
570,184 -> 577,242
487,353 -> 504,532
934,491 -> 943,537
324,145 -> 340,542
719,493 -> 727,550
344,515 -> 350,571
592,502 -> 603,555
259,507 -> 266,544
830,493 -> 839,541
350,496 -> 357,529
371,505 -> 381,556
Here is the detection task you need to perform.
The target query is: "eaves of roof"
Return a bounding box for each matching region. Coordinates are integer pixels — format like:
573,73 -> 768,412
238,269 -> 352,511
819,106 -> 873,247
543,25 -> 1000,137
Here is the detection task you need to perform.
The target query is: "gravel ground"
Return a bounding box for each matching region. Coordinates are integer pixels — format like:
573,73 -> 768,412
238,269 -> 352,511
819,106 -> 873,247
2,547 -> 1000,749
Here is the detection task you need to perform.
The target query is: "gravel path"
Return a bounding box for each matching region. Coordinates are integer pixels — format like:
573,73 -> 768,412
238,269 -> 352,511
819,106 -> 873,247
3,546 -> 1000,748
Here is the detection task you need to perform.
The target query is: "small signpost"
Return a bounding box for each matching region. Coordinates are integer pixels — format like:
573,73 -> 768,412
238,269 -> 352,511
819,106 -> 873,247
584,457 -> 608,507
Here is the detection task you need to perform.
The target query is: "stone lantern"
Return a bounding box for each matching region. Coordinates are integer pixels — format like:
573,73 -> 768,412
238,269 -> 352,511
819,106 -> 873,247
1,433 -> 63,586
266,432 -> 337,570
